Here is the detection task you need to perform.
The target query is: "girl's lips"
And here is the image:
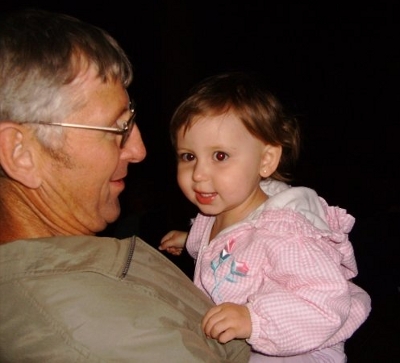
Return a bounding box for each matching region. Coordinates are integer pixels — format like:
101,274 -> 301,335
195,191 -> 217,205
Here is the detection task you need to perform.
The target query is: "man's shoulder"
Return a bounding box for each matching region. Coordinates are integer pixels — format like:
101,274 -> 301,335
0,235 -> 132,282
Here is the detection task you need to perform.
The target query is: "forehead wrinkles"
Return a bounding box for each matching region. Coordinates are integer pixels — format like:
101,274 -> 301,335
62,64 -> 98,111
61,63 -> 122,124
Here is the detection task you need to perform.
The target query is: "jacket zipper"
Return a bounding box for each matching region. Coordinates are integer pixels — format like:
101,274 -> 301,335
120,235 -> 136,279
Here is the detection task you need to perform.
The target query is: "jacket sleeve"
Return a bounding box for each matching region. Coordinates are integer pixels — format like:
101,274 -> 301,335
245,213 -> 371,356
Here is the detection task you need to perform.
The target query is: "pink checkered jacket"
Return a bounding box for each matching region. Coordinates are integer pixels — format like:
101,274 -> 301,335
186,179 -> 371,357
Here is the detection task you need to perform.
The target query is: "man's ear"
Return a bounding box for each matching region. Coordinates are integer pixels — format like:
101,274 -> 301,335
259,144 -> 282,178
0,123 -> 42,188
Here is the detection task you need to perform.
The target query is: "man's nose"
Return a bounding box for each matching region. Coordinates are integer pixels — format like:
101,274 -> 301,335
121,124 -> 146,163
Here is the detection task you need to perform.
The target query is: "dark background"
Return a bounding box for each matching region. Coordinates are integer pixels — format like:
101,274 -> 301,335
3,1 -> 399,361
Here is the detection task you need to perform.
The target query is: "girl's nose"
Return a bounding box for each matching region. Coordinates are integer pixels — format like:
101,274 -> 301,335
192,160 -> 208,181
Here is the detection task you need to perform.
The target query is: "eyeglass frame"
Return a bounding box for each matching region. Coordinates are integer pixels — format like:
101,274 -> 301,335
24,103 -> 136,149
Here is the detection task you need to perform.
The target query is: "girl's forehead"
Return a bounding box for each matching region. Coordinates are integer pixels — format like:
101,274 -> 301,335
190,110 -> 240,126
179,113 -> 250,142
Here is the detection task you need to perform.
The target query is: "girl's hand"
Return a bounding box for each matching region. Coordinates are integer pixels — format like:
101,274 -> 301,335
202,302 -> 252,343
159,230 -> 188,256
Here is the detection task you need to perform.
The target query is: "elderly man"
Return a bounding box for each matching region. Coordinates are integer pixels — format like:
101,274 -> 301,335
0,8 -> 250,362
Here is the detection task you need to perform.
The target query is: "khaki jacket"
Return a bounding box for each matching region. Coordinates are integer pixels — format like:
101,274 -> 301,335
0,235 -> 250,362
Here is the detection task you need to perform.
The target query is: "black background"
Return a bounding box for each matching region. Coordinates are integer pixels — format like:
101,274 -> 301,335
3,1 -> 399,361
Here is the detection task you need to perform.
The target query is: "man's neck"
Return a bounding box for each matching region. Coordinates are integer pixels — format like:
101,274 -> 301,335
0,178 -> 70,243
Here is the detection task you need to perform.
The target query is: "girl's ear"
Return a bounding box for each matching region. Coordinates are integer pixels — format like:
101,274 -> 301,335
0,123 -> 42,188
259,144 -> 282,178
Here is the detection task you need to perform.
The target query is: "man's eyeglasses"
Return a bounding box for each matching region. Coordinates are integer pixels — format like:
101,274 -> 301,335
30,104 -> 136,149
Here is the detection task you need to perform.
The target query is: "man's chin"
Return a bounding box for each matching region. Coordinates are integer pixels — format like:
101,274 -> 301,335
100,204 -> 121,229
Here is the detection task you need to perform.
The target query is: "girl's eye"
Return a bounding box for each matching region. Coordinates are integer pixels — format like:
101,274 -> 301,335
179,153 -> 195,162
214,151 -> 228,161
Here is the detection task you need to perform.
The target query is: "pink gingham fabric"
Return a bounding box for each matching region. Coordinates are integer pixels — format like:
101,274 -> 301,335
186,180 -> 371,359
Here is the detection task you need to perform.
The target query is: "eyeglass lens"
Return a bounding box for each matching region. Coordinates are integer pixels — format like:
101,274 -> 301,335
120,110 -> 135,148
